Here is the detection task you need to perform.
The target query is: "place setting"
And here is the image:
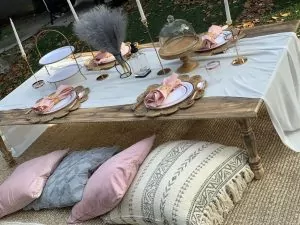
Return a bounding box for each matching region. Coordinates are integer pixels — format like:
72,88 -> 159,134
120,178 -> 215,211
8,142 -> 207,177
83,42 -> 132,72
25,85 -> 90,124
195,25 -> 247,56
131,73 -> 207,118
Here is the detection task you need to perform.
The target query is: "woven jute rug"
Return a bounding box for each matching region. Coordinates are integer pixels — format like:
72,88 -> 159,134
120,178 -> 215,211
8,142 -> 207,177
1,105 -> 300,225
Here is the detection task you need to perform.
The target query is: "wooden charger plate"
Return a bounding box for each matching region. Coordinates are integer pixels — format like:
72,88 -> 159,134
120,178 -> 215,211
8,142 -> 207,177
131,75 -> 206,118
26,86 -> 89,124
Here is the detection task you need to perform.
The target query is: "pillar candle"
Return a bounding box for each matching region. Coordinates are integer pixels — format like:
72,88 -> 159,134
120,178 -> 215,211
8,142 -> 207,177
9,18 -> 26,59
224,0 -> 232,25
67,0 -> 80,22
136,0 -> 146,22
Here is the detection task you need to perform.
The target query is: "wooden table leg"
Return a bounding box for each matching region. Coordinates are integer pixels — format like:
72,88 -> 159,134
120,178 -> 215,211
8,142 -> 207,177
236,118 -> 264,180
0,133 -> 16,167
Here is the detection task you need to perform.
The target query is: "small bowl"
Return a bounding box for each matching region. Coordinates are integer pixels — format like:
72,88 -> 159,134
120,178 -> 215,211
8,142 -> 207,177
96,74 -> 109,81
32,80 -> 45,89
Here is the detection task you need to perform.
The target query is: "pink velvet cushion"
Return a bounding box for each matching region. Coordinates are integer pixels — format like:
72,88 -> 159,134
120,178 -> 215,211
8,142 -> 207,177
68,135 -> 156,224
0,149 -> 69,218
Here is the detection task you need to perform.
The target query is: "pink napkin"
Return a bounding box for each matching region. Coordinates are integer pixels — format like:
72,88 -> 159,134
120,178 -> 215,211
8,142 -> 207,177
201,25 -> 223,49
94,52 -> 113,64
32,85 -> 74,113
94,43 -> 129,65
144,73 -> 182,108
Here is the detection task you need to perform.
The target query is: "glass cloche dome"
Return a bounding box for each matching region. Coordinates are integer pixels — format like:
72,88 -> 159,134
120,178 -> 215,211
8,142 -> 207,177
159,15 -> 197,47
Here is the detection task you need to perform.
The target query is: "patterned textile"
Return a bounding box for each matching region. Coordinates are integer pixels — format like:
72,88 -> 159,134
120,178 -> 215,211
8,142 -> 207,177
25,147 -> 119,210
102,141 -> 254,225
0,223 -> 45,225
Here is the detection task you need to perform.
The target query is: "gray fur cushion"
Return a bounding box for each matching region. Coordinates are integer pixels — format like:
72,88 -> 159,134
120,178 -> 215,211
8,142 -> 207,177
24,147 -> 119,210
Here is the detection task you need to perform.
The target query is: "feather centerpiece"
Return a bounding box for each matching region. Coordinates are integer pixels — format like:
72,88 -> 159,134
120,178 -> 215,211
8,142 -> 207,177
73,5 -> 131,78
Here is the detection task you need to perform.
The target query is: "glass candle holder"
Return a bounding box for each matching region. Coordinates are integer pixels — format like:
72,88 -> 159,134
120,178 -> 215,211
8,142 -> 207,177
129,43 -> 151,78
114,54 -> 132,79
205,60 -> 221,85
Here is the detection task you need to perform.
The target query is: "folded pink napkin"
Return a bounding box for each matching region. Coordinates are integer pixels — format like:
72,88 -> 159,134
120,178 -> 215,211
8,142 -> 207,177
201,25 -> 223,49
94,43 -> 129,65
144,73 -> 182,108
94,52 -> 112,64
32,85 -> 74,113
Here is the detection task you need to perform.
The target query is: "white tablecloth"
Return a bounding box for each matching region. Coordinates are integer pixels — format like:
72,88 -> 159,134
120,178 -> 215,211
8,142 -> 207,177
1,32 -> 300,152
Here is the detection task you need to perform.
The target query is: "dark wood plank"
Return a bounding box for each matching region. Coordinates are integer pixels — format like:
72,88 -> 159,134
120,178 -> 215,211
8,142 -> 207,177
0,97 -> 261,126
243,20 -> 300,38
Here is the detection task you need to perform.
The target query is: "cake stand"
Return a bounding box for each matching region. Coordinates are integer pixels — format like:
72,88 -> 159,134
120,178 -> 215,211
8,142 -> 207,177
35,29 -> 86,86
159,35 -> 202,74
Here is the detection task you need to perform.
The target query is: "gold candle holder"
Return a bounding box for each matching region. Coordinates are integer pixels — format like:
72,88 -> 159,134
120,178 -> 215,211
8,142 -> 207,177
23,55 -> 45,89
229,27 -> 247,66
141,19 -> 171,76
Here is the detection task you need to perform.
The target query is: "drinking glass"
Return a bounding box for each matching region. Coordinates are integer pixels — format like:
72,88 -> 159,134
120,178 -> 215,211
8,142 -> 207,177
205,60 -> 221,86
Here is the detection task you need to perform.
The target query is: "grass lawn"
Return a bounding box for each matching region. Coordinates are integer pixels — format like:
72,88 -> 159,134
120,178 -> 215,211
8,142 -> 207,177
0,0 -> 300,99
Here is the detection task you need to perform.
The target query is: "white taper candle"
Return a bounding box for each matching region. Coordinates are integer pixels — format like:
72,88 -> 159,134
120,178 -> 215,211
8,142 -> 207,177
66,0 -> 80,22
224,0 -> 232,25
9,18 -> 26,59
136,0 -> 146,22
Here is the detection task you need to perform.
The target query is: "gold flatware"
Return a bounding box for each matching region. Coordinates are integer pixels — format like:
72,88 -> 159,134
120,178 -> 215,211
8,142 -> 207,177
187,81 -> 206,105
68,90 -> 86,109
25,109 -> 32,115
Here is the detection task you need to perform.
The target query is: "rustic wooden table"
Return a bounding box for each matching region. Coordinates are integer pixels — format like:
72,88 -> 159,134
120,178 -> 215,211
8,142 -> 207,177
0,20 -> 299,180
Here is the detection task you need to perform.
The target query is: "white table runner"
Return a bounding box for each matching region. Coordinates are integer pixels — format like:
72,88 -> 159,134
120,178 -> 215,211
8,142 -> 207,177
1,32 -> 300,152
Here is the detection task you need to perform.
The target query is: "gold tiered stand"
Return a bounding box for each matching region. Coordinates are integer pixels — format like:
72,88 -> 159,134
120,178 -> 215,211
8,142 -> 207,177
159,35 -> 202,73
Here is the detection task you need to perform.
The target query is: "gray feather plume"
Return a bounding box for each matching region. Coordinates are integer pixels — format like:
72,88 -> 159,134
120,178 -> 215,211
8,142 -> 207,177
73,5 -> 127,56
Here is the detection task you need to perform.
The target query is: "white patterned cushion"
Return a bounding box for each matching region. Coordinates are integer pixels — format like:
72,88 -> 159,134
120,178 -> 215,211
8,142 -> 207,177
101,141 -> 254,225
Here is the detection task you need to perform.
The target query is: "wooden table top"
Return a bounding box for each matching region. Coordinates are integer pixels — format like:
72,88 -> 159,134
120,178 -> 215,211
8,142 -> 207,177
0,20 -> 299,126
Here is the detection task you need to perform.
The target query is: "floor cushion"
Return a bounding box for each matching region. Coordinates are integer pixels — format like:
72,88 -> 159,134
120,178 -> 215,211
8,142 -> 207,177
101,140 -> 254,225
25,147 -> 119,210
68,135 -> 156,224
0,149 -> 69,218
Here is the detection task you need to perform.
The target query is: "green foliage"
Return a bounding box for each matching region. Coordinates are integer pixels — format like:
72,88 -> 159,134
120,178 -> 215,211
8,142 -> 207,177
126,0 -> 246,43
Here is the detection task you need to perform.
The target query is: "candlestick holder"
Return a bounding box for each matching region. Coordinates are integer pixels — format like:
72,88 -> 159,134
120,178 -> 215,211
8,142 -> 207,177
23,55 -> 45,89
228,27 -> 247,66
141,19 -> 171,76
